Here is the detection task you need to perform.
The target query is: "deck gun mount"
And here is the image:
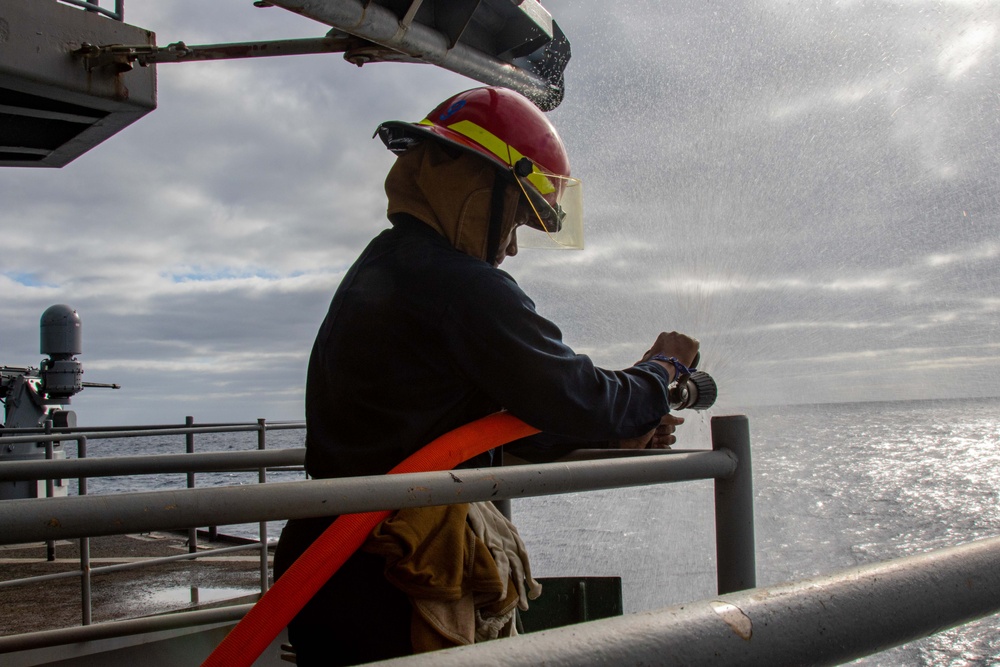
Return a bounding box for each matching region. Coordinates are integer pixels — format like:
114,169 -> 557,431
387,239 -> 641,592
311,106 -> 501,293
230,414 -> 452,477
1,304 -> 120,427
1,305 -> 119,500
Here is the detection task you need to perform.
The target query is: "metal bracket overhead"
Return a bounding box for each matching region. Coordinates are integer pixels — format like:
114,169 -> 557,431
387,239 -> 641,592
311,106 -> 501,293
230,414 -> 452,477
69,0 -> 570,109
73,36 -> 363,70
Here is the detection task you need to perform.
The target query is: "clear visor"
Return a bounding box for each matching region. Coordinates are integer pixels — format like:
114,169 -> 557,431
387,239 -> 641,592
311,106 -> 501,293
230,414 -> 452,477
513,170 -> 584,250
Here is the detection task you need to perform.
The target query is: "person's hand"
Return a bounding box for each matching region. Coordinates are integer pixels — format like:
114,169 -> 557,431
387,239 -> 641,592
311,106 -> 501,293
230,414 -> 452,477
616,413 -> 685,450
639,331 -> 700,367
638,331 -> 700,381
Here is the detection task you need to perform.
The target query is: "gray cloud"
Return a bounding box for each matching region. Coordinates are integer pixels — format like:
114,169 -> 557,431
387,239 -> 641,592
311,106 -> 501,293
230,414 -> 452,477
2,0 -> 999,425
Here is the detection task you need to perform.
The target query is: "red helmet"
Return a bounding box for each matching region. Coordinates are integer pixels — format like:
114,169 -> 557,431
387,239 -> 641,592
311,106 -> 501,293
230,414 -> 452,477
377,87 -> 570,177
377,87 -> 583,249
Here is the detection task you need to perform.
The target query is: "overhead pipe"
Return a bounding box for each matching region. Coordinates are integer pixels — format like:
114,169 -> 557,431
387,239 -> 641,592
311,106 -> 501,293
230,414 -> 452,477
266,0 -> 563,109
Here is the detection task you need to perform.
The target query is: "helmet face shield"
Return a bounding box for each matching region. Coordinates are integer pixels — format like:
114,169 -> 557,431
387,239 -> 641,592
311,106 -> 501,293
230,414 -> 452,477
514,169 -> 584,250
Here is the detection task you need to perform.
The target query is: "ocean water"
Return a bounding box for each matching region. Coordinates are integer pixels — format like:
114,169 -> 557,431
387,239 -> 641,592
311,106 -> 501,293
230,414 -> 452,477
73,398 -> 1000,665
515,398 -> 1000,666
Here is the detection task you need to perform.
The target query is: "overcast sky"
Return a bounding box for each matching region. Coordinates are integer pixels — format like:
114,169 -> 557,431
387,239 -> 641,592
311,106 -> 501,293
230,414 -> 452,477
2,0 -> 999,426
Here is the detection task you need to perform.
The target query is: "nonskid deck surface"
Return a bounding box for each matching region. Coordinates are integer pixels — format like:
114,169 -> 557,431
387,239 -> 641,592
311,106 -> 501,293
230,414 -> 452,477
0,533 -> 268,636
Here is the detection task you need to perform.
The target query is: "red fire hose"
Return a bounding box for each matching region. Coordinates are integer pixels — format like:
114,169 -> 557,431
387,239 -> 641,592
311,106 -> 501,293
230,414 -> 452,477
201,412 -> 539,667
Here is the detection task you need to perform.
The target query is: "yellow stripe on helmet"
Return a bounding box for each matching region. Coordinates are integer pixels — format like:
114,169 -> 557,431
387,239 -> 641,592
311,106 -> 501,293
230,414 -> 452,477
419,118 -> 557,195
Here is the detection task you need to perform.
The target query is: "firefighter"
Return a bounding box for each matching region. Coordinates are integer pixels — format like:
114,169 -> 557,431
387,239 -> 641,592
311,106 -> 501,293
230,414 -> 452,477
274,87 -> 699,665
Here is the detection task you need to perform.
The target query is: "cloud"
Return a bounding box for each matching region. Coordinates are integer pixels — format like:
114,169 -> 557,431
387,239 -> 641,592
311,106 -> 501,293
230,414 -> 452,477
2,0 -> 999,425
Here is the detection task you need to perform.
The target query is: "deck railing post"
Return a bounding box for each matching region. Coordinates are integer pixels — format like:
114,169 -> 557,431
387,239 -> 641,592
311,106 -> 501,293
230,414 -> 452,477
186,416 -> 197,555
78,436 -> 92,625
712,414 -> 756,594
257,418 -> 269,593
44,419 -> 56,562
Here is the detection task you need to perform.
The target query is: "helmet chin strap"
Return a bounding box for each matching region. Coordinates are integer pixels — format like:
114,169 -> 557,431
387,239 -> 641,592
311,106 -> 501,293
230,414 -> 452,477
486,171 -> 506,263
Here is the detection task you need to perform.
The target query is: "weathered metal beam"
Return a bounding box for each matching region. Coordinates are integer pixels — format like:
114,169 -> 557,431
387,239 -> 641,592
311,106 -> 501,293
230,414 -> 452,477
0,451 -> 737,544
97,37 -> 357,66
380,535 -> 1000,667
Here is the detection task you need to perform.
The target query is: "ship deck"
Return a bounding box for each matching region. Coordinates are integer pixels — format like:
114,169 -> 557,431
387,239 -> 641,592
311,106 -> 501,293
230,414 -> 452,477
0,533 -> 268,636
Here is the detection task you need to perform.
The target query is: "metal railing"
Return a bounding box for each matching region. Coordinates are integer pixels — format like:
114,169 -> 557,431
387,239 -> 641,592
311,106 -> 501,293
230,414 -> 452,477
58,0 -> 124,21
0,414 -> 753,657
4,414 -> 997,665
0,417 -> 305,627
379,534 -> 1000,667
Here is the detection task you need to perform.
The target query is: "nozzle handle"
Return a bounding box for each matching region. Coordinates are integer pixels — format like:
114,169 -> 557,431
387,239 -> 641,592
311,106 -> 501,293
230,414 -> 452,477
668,370 -> 718,411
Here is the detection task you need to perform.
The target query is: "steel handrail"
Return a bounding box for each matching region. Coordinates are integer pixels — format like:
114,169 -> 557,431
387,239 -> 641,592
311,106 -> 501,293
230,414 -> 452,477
1,421 -> 304,435
6,534 -> 1000,665
0,604 -> 254,655
0,416 -> 300,627
0,449 -> 305,480
0,415 -> 755,659
0,421 -> 305,446
0,450 -> 738,544
0,540 -> 271,590
57,0 -> 124,21
378,535 -> 1000,667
